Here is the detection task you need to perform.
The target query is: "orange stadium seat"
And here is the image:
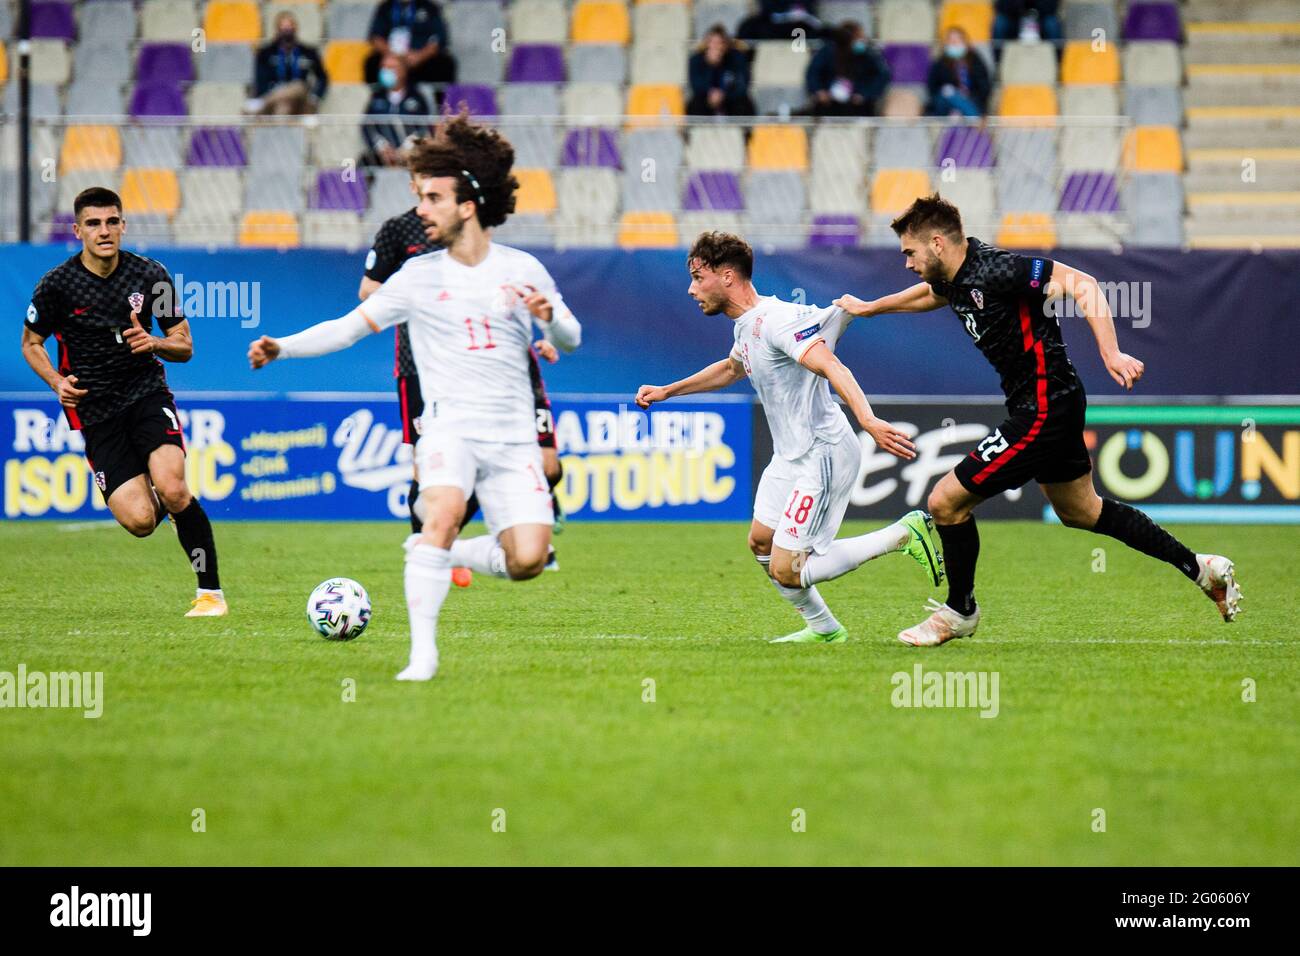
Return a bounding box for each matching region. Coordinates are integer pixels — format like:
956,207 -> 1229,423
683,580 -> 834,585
514,169 -> 558,215
625,84 -> 684,125
323,41 -> 371,84
120,168 -> 181,218
998,84 -> 1058,123
747,125 -> 809,171
998,213 -> 1056,248
60,126 -> 122,173
938,2 -> 994,43
572,2 -> 631,44
618,212 -> 677,248
1061,40 -> 1121,85
239,211 -> 300,248
0,42 -> 8,84
870,169 -> 931,215
1123,126 -> 1184,172
204,1 -> 261,43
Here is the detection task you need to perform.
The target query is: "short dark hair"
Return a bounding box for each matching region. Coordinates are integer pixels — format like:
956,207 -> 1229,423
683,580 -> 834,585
687,231 -> 753,279
890,193 -> 964,241
74,187 -> 123,219
406,112 -> 518,229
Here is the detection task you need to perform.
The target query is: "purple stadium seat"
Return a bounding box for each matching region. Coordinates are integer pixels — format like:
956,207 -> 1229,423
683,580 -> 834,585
187,127 -> 247,166
507,44 -> 565,83
1059,172 -> 1120,213
136,44 -> 195,85
312,170 -> 369,211
682,171 -> 744,212
30,2 -> 77,42
130,83 -> 188,119
934,126 -> 994,168
442,84 -> 498,118
809,214 -> 858,247
48,213 -> 78,243
1123,2 -> 1181,42
882,45 -> 931,86
561,128 -> 620,168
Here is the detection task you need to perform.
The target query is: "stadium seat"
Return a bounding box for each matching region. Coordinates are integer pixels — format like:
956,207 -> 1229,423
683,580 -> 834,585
938,2 -> 994,44
309,123 -> 363,167
65,81 -> 129,117
500,122 -> 559,169
692,2 -> 749,40
744,170 -> 806,225
1000,42 -> 1057,87
630,41 -> 688,86
137,43 -> 195,85
625,84 -> 684,126
0,43 -> 7,86
204,1 -> 261,43
186,127 -> 248,166
140,0 -> 199,43
507,45 -> 566,84
30,0 -> 77,41
747,126 -> 809,171
572,2 -> 631,45
809,214 -> 859,247
752,42 -> 810,90
878,0 -> 936,44
303,211 -> 364,250
444,84 -> 498,118
1123,126 -> 1183,172
171,212 -> 239,248
622,165 -> 679,213
883,44 -> 932,86
934,125 -> 994,169
368,167 -> 417,218
514,168 -> 559,214
822,2 -> 873,33
618,211 -> 678,248
753,87 -> 807,116
261,4 -> 324,46
680,211 -> 742,243
319,84 -> 372,116
997,212 -> 1056,248
1061,41 -> 1120,86
58,169 -> 122,210
1061,85 -> 1120,117
812,125 -> 869,171
197,42 -> 254,82
875,125 -> 932,169
998,85 -> 1058,123
189,82 -> 248,118
870,169 -> 931,215
121,168 -> 181,218
511,0 -> 568,45
78,1 -> 139,43
492,214 -> 557,248
564,82 -> 623,123
60,126 -> 123,174
327,3 -> 375,41
1124,86 -> 1182,127
122,127 -> 183,169
685,126 -> 745,171
501,85 -> 561,118
1122,42 -> 1181,86
179,167 -> 245,219
881,87 -> 924,118
246,170 -> 305,213
936,170 -> 996,228
74,40 -> 135,85
634,4 -> 690,44
310,169 -> 367,212
238,210 -> 300,248
560,127 -> 621,168
324,41 -> 371,85
1124,2 -> 1182,42
624,127 -> 684,183
29,39 -> 72,85
682,171 -> 744,212
1058,171 -> 1120,214
810,166 -> 865,215
569,44 -> 627,85
1064,2 -> 1117,43
249,126 -> 306,169
1060,126 -> 1122,172
558,167 -> 619,222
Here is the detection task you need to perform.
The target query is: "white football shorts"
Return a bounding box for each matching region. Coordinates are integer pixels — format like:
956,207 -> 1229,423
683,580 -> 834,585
753,433 -> 861,554
414,430 -> 554,535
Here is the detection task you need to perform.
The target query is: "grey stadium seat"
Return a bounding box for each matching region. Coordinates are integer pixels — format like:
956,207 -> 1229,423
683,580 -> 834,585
693,2 -> 750,40
500,85 -> 560,117
499,123 -> 559,169
327,3 -> 376,41
1064,2 -> 1118,42
122,126 -> 183,169
1125,86 -> 1183,127
624,128 -> 684,174
74,40 -> 135,85
744,170 -> 806,225
622,167 -> 680,212
754,86 -> 806,116
249,126 -> 306,169
4,83 -> 62,118
568,45 -> 627,85
78,1 -> 139,42
198,44 -> 255,84
874,125 -> 932,169
65,82 -> 128,118
245,169 -> 305,213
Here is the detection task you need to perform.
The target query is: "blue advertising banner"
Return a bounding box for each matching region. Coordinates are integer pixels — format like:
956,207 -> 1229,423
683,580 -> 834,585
1,394 -> 752,522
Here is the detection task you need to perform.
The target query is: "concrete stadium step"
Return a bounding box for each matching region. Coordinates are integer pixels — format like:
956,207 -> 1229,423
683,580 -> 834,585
1184,23 -> 1300,66
1184,123 -> 1300,150
1186,148 -> 1300,192
1186,234 -> 1300,249
1185,0 -> 1300,21
1184,68 -> 1300,108
1185,213 -> 1300,238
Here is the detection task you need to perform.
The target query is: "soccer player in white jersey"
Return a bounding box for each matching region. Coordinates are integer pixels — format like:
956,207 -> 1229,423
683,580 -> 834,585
247,116 -> 581,680
636,232 -> 944,644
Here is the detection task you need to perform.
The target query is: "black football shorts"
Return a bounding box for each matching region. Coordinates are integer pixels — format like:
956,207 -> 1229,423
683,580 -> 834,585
81,391 -> 186,501
955,390 -> 1092,498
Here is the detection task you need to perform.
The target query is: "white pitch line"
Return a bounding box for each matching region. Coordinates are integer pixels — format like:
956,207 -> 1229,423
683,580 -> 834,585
57,521 -> 118,532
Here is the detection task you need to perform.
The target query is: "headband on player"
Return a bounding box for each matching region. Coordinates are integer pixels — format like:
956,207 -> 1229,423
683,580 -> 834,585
460,169 -> 486,208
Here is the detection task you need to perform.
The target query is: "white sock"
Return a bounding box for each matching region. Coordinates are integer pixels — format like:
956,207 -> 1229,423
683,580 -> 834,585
449,534 -> 509,578
196,587 -> 223,598
400,542 -> 450,679
800,521 -> 909,588
756,554 -> 841,634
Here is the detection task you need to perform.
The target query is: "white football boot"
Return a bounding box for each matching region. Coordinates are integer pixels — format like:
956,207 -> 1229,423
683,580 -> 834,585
898,598 -> 980,647
1195,554 -> 1242,622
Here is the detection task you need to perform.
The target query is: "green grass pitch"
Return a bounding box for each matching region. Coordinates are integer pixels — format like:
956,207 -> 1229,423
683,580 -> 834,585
1,519 -> 1296,866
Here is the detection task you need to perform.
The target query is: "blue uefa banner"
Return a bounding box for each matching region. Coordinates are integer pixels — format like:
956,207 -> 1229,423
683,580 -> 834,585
1,394 -> 752,522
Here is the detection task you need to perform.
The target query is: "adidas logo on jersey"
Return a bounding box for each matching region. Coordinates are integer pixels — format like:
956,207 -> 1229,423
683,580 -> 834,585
437,290 -> 451,301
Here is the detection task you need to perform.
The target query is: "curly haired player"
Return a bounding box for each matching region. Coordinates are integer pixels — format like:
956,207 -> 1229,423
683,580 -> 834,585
250,114 -> 581,680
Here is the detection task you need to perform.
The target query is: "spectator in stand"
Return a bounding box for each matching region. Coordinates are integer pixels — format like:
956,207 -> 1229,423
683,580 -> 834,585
362,53 -> 431,167
926,26 -> 991,118
803,20 -> 891,117
252,11 -> 328,115
993,0 -> 1063,48
738,1 -> 825,42
687,25 -> 756,117
365,0 -> 456,87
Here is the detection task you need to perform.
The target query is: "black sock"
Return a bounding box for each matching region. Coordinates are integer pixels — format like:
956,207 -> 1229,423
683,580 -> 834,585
547,459 -> 563,520
408,479 -> 422,533
462,493 -> 481,528
1093,498 -> 1198,581
936,517 -> 979,616
172,499 -> 220,590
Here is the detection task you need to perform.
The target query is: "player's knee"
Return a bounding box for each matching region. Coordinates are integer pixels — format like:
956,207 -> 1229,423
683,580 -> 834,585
927,489 -> 961,524
120,512 -> 157,537
748,533 -> 772,557
506,551 -> 547,580
543,458 -> 562,487
156,483 -> 191,514
771,563 -> 802,589
1054,503 -> 1096,530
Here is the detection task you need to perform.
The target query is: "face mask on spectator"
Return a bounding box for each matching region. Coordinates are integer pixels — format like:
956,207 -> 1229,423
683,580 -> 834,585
851,40 -> 868,54
945,43 -> 967,59
278,27 -> 296,44
379,67 -> 399,89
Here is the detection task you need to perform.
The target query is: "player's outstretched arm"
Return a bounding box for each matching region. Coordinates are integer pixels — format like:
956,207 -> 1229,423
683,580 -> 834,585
21,326 -> 88,406
1047,261 -> 1145,390
799,342 -> 916,460
834,282 -> 948,318
248,310 -> 377,369
636,357 -> 745,408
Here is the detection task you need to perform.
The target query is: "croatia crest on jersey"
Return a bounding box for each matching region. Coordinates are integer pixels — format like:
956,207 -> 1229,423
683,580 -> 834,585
971,289 -> 984,310
128,292 -> 145,313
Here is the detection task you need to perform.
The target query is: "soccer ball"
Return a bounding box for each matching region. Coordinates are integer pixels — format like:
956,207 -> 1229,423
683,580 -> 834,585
307,578 -> 372,641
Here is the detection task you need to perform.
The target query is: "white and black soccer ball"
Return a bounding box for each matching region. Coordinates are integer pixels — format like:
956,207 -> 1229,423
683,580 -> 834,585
307,578 -> 372,641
